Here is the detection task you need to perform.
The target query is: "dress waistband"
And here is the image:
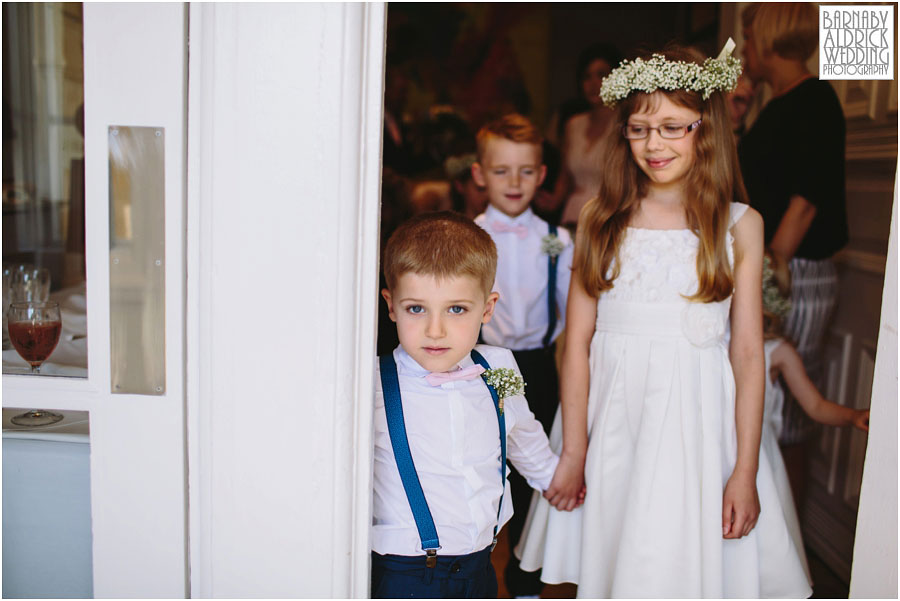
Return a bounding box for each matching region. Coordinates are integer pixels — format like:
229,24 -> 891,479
595,299 -> 730,348
596,301 -> 685,336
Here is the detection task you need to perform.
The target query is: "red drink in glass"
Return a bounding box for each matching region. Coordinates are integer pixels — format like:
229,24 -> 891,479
8,320 -> 62,367
6,301 -> 62,373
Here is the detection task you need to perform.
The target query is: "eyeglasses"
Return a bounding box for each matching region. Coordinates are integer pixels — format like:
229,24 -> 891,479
622,119 -> 702,140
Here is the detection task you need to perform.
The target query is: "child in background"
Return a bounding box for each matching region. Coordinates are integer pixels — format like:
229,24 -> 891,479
516,43 -> 811,598
759,249 -> 869,586
471,113 -> 574,598
444,152 -> 489,220
373,212 -> 578,599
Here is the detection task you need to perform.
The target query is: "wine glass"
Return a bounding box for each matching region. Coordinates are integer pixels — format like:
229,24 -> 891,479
12,266 -> 50,303
7,301 -> 62,374
5,300 -> 65,426
2,265 -> 12,350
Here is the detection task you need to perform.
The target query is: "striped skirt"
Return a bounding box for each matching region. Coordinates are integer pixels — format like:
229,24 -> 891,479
780,257 -> 839,445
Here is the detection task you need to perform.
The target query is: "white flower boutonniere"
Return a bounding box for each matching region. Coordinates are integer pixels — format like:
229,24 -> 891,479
481,368 -> 526,415
541,233 -> 565,259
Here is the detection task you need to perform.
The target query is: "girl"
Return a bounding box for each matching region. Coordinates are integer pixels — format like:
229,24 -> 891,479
760,249 -> 869,585
515,44 -> 812,598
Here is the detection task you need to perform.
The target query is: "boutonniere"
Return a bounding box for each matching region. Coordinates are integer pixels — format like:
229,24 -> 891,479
541,233 -> 565,259
481,368 -> 526,415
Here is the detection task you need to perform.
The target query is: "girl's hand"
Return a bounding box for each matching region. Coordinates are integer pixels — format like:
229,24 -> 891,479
722,470 -> 760,539
543,452 -> 585,512
573,484 -> 587,509
853,409 -> 870,433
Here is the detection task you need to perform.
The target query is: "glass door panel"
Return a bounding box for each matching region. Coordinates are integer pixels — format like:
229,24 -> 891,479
2,2 -> 87,378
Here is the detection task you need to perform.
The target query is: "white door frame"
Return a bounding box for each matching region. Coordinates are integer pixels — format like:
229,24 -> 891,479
850,174 -> 898,598
186,4 -> 385,596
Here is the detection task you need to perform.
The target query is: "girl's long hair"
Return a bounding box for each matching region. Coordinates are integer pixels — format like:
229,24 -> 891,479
574,45 -> 749,303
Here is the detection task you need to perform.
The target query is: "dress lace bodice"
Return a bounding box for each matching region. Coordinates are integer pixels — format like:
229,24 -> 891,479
603,226 -> 735,304
595,203 -> 748,349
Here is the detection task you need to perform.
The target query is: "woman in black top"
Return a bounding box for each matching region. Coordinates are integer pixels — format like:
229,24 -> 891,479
738,2 -> 849,507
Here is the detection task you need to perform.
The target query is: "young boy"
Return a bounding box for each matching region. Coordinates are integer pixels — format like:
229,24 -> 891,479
373,211 -> 563,599
471,113 -> 574,597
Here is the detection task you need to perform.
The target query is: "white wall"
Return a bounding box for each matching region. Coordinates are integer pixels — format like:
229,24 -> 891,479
850,176 -> 898,598
186,4 -> 384,597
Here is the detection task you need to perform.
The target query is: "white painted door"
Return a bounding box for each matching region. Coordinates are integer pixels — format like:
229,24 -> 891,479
2,3 -> 188,597
7,4 -> 387,597
82,5 -> 188,596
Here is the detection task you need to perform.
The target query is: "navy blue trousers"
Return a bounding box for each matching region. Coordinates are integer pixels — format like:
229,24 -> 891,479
371,546 -> 497,599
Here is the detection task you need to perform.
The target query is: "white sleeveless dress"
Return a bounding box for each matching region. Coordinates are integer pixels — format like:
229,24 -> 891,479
515,203 -> 812,598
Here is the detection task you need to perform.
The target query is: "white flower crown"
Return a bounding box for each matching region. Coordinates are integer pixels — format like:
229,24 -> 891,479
600,39 -> 742,107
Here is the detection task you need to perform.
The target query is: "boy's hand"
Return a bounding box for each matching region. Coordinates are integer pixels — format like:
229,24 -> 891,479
543,453 -> 585,512
722,470 -> 759,539
853,409 -> 870,433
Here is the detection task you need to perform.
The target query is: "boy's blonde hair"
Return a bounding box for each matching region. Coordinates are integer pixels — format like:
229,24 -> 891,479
383,211 -> 497,297
751,3 -> 818,62
476,113 -> 543,162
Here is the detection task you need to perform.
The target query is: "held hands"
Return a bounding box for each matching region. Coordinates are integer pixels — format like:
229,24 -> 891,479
722,470 -> 760,539
543,452 -> 586,512
853,409 -> 870,433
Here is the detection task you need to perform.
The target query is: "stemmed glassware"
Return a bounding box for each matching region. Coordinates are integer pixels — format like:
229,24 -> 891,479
11,266 -> 51,303
6,300 -> 65,426
2,266 -> 12,350
7,301 -> 62,374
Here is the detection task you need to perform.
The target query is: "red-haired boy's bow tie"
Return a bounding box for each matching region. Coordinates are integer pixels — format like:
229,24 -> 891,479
491,221 -> 528,239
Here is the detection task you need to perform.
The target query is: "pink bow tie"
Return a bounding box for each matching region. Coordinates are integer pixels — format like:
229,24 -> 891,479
491,221 -> 528,239
424,364 -> 485,387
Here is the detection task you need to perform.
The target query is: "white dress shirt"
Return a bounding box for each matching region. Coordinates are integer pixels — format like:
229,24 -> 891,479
372,344 -> 559,556
475,206 -> 574,350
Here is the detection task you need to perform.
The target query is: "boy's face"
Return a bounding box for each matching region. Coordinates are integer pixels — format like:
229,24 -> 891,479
382,273 -> 499,373
472,138 -> 546,218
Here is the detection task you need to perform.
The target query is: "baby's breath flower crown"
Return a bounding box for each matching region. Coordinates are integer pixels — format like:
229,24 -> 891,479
600,38 -> 742,107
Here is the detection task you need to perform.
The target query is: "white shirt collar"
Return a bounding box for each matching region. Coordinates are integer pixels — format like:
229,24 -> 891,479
484,204 -> 533,227
393,345 -> 475,379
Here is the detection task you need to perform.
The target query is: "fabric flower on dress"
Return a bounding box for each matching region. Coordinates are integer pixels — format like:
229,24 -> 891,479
541,233 -> 565,258
481,368 -> 526,415
681,302 -> 728,348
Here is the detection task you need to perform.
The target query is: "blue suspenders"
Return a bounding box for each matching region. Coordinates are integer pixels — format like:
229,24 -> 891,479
379,350 -> 506,568
542,223 -> 559,349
